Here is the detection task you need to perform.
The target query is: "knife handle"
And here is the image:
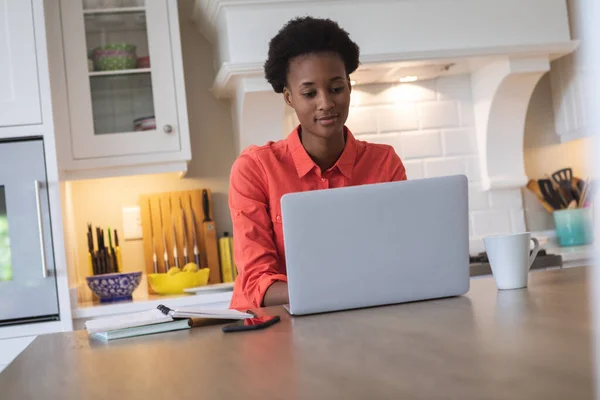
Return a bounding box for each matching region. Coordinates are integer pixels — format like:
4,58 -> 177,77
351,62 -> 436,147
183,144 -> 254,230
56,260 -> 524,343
194,252 -> 200,268
202,190 -> 210,222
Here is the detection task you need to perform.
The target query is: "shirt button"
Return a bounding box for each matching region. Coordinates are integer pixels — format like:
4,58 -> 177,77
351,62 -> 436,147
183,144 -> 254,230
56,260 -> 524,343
235,211 -> 241,217
321,178 -> 327,182
276,215 -> 281,222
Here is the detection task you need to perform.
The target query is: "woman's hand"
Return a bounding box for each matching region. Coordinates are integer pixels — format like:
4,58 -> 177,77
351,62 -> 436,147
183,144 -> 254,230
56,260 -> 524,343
263,281 -> 289,307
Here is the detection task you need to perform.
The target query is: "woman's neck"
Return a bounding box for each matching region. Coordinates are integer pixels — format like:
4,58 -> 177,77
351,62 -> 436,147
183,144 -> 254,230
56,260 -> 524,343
300,126 -> 346,172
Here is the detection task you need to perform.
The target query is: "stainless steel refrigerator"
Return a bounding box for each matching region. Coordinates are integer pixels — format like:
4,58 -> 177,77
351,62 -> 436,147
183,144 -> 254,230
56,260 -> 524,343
0,138 -> 59,326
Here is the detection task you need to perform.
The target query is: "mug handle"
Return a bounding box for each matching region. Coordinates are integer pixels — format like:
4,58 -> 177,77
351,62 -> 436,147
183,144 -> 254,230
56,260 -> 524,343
528,237 -> 540,269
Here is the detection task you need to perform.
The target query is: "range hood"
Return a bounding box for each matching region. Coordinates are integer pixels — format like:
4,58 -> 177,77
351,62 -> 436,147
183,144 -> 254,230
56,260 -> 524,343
192,0 -> 576,190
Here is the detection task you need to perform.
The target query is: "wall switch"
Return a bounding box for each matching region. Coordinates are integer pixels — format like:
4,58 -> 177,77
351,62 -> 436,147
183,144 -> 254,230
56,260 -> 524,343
122,207 -> 143,240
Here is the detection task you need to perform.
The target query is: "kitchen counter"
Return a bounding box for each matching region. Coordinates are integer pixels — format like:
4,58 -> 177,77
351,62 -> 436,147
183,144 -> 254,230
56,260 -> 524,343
0,267 -> 592,399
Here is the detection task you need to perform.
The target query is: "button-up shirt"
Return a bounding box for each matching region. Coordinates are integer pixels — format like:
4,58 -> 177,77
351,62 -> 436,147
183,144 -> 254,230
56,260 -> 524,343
228,126 -> 407,309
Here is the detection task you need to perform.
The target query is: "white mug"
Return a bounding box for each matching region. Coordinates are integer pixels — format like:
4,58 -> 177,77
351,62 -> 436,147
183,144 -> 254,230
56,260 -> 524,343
483,233 -> 540,290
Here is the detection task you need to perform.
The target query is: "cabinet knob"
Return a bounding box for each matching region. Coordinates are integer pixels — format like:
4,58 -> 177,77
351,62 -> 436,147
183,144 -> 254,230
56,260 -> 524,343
163,125 -> 173,133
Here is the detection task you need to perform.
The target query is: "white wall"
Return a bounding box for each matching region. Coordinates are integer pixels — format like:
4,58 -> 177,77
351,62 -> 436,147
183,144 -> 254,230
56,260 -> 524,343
347,75 -> 526,240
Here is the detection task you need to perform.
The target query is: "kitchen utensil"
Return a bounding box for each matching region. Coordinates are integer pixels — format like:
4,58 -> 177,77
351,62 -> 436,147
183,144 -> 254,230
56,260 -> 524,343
189,196 -> 201,268
579,179 -> 591,208
148,269 -> 210,295
552,167 -> 573,187
525,180 -> 554,213
538,179 -> 564,210
180,198 -> 189,265
159,198 -> 169,272
87,223 -> 96,275
108,226 -> 116,273
114,229 -> 123,273
169,198 -> 180,269
202,189 -> 221,283
86,271 -> 142,303
148,199 -> 158,273
219,232 -> 237,283
483,233 -> 540,290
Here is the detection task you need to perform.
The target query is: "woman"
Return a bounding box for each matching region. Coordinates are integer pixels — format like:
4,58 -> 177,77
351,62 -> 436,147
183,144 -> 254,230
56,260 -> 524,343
229,16 -> 407,309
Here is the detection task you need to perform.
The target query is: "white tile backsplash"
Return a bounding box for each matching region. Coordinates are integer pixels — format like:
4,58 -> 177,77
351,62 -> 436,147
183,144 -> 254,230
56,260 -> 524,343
418,101 -> 459,129
400,131 -> 442,159
350,74 -> 525,241
403,160 -> 425,180
471,210 -> 513,237
346,107 -> 377,134
442,128 -> 476,155
376,104 -> 419,132
424,157 -> 466,178
489,189 -> 524,209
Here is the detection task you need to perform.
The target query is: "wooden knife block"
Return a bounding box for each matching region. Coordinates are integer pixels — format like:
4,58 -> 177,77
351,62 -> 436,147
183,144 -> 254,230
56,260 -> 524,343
140,189 -> 221,293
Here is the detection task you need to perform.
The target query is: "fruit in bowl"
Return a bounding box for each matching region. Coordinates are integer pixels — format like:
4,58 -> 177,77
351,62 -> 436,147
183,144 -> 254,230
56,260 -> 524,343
86,271 -> 142,303
148,263 -> 209,295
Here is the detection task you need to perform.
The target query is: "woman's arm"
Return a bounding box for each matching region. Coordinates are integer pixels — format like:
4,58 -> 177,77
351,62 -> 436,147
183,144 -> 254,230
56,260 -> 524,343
263,281 -> 289,306
229,152 -> 288,308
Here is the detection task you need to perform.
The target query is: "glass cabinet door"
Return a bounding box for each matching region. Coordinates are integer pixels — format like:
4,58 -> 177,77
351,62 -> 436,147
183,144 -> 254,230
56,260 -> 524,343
61,0 -> 180,159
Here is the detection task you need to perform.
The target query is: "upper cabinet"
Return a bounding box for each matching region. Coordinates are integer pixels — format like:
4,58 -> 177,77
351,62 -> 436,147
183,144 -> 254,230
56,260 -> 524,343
0,0 -> 42,127
58,0 -> 191,179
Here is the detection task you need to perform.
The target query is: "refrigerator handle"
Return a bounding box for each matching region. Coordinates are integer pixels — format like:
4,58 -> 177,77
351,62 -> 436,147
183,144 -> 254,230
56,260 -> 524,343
34,180 -> 48,278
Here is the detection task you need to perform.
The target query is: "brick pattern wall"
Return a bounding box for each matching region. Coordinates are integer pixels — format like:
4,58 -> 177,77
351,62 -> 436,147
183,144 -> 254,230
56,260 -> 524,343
347,74 -> 526,239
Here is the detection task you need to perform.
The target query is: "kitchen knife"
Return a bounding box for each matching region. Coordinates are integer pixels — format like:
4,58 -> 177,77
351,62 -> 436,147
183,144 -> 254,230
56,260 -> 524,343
159,198 -> 169,272
114,229 -> 123,273
189,196 -> 201,268
180,198 -> 189,265
108,226 -> 115,273
169,198 -> 180,269
202,189 -> 222,284
148,199 -> 158,274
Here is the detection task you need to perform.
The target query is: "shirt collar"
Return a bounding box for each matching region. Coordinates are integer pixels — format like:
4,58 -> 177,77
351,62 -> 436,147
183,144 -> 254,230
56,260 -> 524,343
287,125 -> 358,179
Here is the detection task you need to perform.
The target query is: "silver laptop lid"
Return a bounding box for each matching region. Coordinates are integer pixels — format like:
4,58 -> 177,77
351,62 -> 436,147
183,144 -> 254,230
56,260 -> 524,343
281,175 -> 470,315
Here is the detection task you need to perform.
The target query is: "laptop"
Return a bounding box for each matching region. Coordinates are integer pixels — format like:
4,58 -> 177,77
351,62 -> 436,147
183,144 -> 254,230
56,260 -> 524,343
280,175 -> 470,316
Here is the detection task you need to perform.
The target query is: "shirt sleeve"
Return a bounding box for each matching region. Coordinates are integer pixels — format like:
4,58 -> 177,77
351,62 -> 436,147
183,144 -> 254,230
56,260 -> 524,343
389,149 -> 407,181
229,152 -> 288,307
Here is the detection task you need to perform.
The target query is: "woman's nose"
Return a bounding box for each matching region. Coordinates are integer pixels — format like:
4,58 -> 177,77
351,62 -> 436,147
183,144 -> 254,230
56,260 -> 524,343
317,92 -> 335,111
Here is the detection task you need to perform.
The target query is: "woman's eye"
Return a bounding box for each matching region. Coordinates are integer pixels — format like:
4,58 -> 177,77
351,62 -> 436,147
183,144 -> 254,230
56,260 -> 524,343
331,86 -> 345,93
302,91 -> 316,98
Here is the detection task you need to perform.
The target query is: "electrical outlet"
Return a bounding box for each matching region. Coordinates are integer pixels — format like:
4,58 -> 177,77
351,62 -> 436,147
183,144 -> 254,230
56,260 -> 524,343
122,206 -> 143,240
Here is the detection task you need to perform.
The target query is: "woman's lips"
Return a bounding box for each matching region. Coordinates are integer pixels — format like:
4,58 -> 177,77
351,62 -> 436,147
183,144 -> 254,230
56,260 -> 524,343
316,114 -> 339,126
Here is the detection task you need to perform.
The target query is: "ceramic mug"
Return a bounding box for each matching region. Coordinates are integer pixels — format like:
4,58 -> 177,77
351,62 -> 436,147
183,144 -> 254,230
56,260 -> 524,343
483,233 -> 540,290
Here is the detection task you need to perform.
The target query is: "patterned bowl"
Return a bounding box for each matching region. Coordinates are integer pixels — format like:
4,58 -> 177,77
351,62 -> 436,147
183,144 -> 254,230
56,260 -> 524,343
86,272 -> 142,303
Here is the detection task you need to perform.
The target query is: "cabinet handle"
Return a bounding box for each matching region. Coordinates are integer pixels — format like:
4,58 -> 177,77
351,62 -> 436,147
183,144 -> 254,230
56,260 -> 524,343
34,180 -> 48,278
163,125 -> 173,134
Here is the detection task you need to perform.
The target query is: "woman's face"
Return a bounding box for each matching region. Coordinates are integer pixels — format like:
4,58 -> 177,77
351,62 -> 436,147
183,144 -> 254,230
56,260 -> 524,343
283,52 -> 351,140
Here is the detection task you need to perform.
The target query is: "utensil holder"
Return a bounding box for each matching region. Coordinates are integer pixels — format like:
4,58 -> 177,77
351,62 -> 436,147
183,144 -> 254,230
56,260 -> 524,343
553,208 -> 594,247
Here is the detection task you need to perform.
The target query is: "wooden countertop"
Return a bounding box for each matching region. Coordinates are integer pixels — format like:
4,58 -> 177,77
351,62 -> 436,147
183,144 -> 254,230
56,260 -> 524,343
0,268 -> 593,399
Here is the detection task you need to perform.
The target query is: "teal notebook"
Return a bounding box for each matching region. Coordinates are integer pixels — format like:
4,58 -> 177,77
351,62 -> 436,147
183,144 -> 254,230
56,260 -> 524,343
91,318 -> 192,341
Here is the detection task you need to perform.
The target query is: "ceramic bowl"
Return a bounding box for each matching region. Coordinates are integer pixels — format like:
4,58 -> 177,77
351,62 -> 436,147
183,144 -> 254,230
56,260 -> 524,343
148,269 -> 210,295
86,271 -> 142,303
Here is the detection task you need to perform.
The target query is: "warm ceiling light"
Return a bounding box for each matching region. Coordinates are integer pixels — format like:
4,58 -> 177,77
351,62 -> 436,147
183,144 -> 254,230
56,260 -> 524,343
399,76 -> 418,83
350,80 -> 357,86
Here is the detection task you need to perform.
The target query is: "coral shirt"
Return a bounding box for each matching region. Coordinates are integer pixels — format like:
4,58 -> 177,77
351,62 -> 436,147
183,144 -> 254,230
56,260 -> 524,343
228,126 -> 407,309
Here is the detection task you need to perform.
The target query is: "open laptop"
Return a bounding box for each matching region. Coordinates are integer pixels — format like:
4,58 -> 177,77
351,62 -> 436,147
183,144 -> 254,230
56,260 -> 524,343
280,175 -> 470,316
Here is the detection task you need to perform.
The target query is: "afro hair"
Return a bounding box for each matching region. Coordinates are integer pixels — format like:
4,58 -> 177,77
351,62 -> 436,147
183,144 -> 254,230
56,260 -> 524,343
264,16 -> 360,93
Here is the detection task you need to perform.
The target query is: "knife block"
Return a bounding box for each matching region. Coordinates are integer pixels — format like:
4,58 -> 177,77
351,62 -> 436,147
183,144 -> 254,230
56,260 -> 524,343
139,189 -> 221,294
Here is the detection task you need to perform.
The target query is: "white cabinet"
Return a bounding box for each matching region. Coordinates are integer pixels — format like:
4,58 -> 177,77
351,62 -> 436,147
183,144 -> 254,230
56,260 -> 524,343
0,0 -> 42,127
58,0 -> 190,178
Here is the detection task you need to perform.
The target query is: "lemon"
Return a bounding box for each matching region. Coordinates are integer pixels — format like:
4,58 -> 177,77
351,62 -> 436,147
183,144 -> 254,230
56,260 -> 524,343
182,263 -> 199,273
167,267 -> 181,276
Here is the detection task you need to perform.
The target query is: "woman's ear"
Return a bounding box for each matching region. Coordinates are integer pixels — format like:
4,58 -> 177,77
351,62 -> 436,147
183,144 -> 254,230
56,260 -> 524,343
283,87 -> 294,108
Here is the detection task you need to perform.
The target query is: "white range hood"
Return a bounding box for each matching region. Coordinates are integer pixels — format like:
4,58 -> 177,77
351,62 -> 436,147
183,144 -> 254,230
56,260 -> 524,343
192,0 -> 576,190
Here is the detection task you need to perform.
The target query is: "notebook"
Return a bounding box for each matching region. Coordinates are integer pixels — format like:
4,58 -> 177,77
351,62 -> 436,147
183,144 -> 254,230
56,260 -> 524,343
85,305 -> 253,335
91,319 -> 192,341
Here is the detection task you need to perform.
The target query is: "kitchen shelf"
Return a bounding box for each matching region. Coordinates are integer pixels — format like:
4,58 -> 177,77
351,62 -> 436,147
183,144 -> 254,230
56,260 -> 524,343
83,6 -> 145,15
72,284 -> 233,320
89,68 -> 151,77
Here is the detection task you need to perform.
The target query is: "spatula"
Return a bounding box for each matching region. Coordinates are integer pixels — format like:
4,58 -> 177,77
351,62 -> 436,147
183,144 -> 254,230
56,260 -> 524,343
538,179 -> 564,210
